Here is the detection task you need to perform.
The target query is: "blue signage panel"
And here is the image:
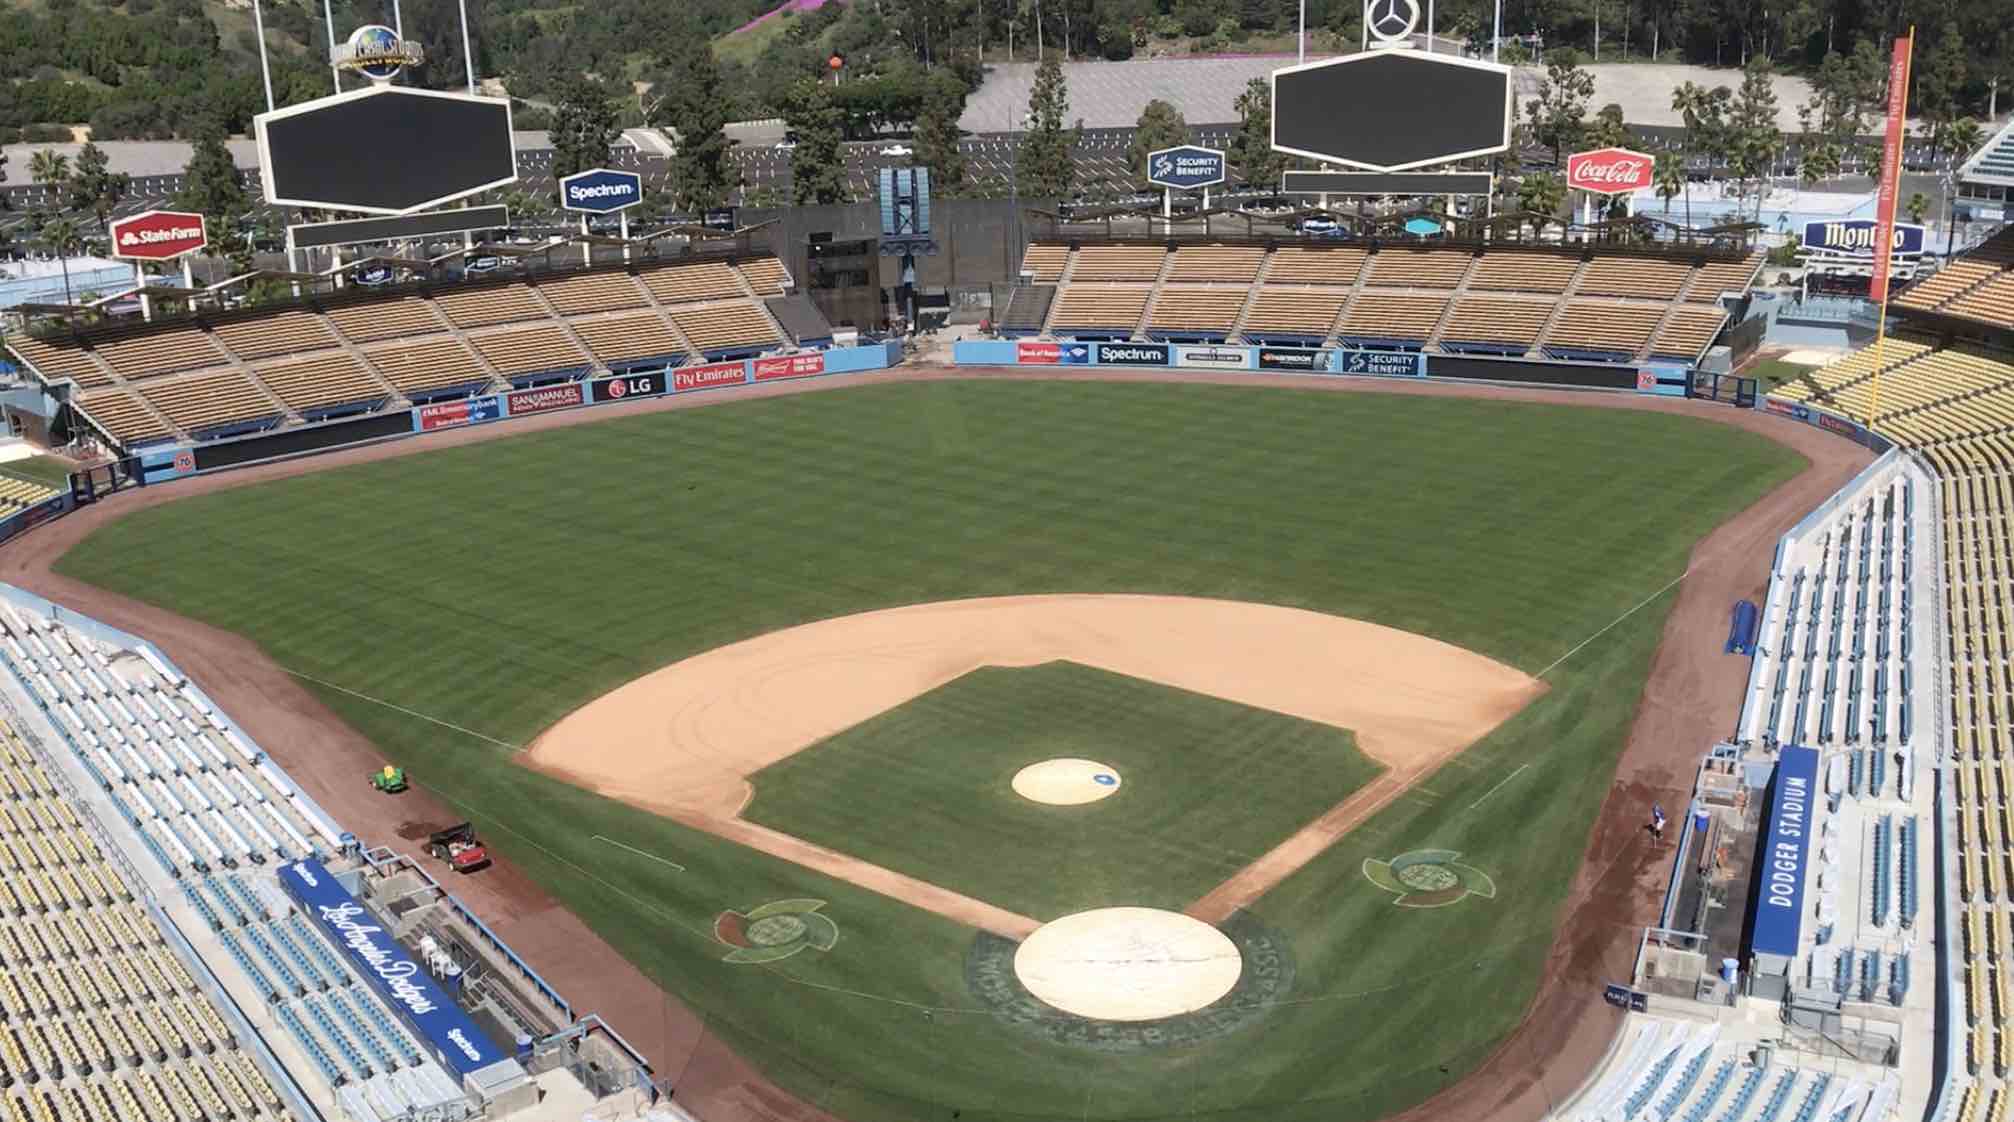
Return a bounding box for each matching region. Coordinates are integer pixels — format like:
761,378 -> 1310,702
1146,145 -> 1227,191
277,859 -> 508,1075
1094,342 -> 1169,367
1335,349 -> 1426,377
1801,219 -> 1925,256
1751,745 -> 1818,959
558,167 -> 644,214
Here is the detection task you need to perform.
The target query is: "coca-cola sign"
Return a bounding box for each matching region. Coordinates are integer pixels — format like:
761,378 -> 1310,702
1565,147 -> 1654,195
109,210 -> 208,261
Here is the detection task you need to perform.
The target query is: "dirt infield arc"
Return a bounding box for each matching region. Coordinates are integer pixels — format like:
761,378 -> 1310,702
0,366 -> 1871,1122
523,593 -> 1544,938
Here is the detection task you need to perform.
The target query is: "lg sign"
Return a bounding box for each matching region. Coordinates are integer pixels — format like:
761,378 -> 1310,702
1566,148 -> 1654,194
109,210 -> 207,261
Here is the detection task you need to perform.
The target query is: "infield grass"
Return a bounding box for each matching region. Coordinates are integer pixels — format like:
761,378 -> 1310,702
56,380 -> 1804,1122
745,660 -> 1383,920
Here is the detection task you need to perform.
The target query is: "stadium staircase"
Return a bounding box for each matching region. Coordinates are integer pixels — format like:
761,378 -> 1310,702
1424,256 -> 1480,351
1227,252 -> 1275,340
1324,265 -> 1375,346
323,329 -> 406,408
1037,249 -> 1081,337
1640,296 -> 1692,363
998,285 -> 1054,334
220,343 -> 300,426
1132,253 -> 1179,341
1529,259 -> 1594,357
522,282 -> 601,367
733,265 -> 795,344
626,272 -> 706,358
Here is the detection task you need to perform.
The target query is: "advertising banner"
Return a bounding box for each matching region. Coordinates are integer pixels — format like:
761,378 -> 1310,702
753,353 -> 827,381
1801,219 -> 1926,258
505,383 -> 584,416
1173,345 -> 1254,370
558,167 -> 644,214
1752,746 -> 1818,959
1869,33 -> 1914,304
1146,146 -> 1228,190
276,859 -> 508,1076
414,395 -> 501,432
1256,347 -> 1326,372
1565,147 -> 1654,194
590,373 -> 665,403
1336,350 -> 1425,377
109,210 -> 208,261
1094,342 -> 1169,367
674,361 -> 750,392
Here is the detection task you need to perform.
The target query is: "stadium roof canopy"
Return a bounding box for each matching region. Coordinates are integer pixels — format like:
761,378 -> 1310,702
1959,115 -> 2014,190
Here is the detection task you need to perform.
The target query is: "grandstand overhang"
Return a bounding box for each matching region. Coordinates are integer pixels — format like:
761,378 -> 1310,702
1957,113 -> 2014,191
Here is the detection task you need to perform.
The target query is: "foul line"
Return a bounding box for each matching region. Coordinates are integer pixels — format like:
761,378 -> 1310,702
1468,762 -> 1530,811
1533,568 -> 1691,679
277,666 -> 519,750
591,834 -> 686,872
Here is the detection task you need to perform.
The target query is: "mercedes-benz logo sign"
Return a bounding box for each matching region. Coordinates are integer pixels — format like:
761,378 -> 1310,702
1365,0 -> 1420,45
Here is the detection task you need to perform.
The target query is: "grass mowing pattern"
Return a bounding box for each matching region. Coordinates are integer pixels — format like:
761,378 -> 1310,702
56,380 -> 1804,1122
745,661 -> 1383,921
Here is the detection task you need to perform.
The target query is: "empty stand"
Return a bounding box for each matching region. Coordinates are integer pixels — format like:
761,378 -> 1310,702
363,337 -> 487,396
1148,287 -> 1245,337
1365,248 -> 1472,290
1577,256 -> 1692,300
6,335 -> 111,388
90,328 -> 224,380
1465,250 -> 1581,295
638,261 -> 742,305
1241,288 -> 1347,340
1441,297 -> 1551,352
668,302 -> 781,354
1688,255 -> 1763,299
470,325 -> 590,379
322,297 -> 442,343
431,283 -> 543,328
570,315 -> 689,365
1340,293 -> 1447,344
534,271 -> 647,316
1019,244 -> 1070,283
208,312 -> 336,362
738,257 -> 791,295
1649,305 -> 1730,362
1165,245 -> 1265,283
138,372 -> 281,436
1547,302 -> 1662,357
1265,246 -> 1366,285
1049,285 -> 1152,334
1069,244 -> 1166,282
252,354 -> 388,414
74,390 -> 172,447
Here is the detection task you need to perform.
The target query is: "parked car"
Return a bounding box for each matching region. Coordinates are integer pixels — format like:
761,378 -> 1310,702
879,143 -> 914,157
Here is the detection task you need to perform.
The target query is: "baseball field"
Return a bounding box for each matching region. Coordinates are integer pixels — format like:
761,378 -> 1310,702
52,378 -> 1803,1122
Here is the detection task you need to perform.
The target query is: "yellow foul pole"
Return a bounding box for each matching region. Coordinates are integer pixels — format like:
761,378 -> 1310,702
1867,28 -> 1915,431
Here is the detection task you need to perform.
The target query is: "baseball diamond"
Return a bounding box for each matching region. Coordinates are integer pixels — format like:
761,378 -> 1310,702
25,375 -> 1848,1122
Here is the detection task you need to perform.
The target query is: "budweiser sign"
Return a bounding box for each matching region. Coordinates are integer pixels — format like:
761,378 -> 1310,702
1565,148 -> 1654,195
109,210 -> 208,261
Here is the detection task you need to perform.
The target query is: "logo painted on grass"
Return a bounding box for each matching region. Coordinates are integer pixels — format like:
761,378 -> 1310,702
1362,849 -> 1496,908
713,899 -> 838,963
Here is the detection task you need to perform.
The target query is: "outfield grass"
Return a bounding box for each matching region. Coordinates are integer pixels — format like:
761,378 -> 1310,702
746,661 -> 1383,920
4,454 -> 74,490
56,380 -> 1804,1122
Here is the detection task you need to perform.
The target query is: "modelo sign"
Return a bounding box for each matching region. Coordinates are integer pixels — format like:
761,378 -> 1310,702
1565,147 -> 1654,194
1147,145 -> 1227,191
110,210 -> 207,261
1802,219 -> 1926,257
559,167 -> 644,214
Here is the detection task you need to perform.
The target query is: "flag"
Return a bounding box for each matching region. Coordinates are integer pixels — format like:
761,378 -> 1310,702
1868,32 -> 1915,305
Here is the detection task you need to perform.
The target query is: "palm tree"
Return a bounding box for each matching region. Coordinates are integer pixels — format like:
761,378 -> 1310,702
1517,173 -> 1568,239
1942,117 -> 1985,262
36,216 -> 84,307
1653,152 -> 1684,217
28,149 -> 68,191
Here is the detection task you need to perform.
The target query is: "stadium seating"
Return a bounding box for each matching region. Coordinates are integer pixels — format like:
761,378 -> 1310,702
1020,244 -> 1070,283
432,283 -> 545,328
470,325 -> 591,380
1264,246 -> 1366,285
1649,305 -> 1731,362
251,354 -> 390,415
1464,249 -> 1581,294
534,271 -> 647,315
1069,244 -> 1168,282
323,296 -> 443,343
1148,287 -> 1247,338
1577,256 -> 1692,300
669,301 -> 782,355
1894,228 -> 2014,324
1546,302 -> 1664,358
571,314 -> 689,366
361,337 -> 488,397
1688,255 -> 1764,299
209,311 -> 336,361
1441,297 -> 1552,352
138,372 -> 281,437
6,335 -> 112,387
637,260 -> 743,304
1240,288 -> 1348,341
738,257 -> 791,295
1049,285 -> 1152,334
1365,247 -> 1473,290
1166,244 -> 1265,283
1340,293 -> 1447,346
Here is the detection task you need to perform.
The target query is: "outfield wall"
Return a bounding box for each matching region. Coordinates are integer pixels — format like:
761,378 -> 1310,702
131,342 -> 904,486
1756,395 -> 1894,454
951,340 -> 1699,397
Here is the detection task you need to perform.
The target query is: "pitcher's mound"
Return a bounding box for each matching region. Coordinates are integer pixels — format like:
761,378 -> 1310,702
1012,758 -> 1122,805
1014,907 -> 1242,1021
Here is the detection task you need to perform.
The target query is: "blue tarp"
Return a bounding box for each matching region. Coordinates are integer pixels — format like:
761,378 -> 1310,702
1752,746 -> 1819,959
277,859 -> 508,1076
1726,599 -> 1760,655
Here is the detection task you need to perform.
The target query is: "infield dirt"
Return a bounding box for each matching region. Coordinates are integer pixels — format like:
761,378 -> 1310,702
0,367 -> 1872,1122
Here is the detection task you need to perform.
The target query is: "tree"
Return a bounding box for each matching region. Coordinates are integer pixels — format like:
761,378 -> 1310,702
1129,98 -> 1190,179
1726,58 -> 1783,230
1917,23 -> 1970,158
1671,81 -> 1731,231
1016,54 -> 1077,200
173,119 -> 247,229
1229,78 -> 1283,193
662,41 -> 737,212
36,216 -> 83,307
550,75 -> 622,183
1653,151 -> 1684,215
1940,117 -> 1985,262
28,149 -> 68,191
67,142 -> 130,234
782,80 -> 849,205
1524,58 -> 1595,168
1517,173 -> 1567,238
1905,192 -> 1929,225
1588,103 -> 1628,150
913,71 -> 968,195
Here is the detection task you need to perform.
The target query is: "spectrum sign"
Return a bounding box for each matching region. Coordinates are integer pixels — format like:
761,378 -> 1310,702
558,167 -> 644,214
109,210 -> 208,261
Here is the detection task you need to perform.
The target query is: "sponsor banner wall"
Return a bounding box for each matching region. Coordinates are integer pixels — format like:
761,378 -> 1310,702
504,383 -> 585,416
589,372 -> 666,403
1636,366 -> 1690,397
1014,340 -> 1092,365
413,394 -> 503,432
0,495 -> 74,549
192,412 -> 414,472
821,340 -> 905,373
1757,396 -> 1893,453
1255,347 -> 1327,372
1332,349 -> 1426,377
753,353 -> 827,381
673,361 -> 751,392
1751,745 -> 1819,960
1173,345 -> 1254,370
277,859 -> 510,1076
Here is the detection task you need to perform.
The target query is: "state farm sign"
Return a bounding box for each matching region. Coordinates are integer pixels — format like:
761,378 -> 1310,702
109,210 -> 208,260
1565,148 -> 1654,195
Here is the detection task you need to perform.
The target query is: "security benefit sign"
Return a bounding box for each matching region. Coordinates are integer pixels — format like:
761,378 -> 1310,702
1147,146 -> 1227,191
559,167 -> 644,214
590,372 -> 665,403
277,859 -> 508,1076
1336,349 -> 1425,377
